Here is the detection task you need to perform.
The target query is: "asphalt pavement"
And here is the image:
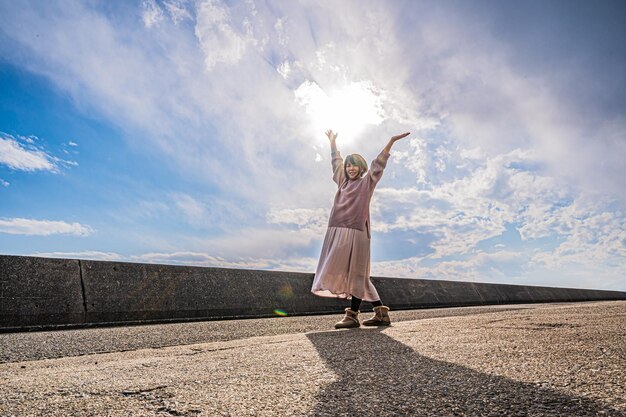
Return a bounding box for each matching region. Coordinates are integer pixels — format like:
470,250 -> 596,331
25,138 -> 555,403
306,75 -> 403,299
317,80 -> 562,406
1,301 -> 624,416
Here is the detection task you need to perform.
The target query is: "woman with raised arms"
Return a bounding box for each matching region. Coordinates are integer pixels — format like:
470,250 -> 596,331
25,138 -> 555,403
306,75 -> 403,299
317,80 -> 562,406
311,129 -> 410,328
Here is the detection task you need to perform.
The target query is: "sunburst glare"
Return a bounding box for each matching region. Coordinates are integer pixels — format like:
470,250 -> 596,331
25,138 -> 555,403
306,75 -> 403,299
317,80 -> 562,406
295,80 -> 386,145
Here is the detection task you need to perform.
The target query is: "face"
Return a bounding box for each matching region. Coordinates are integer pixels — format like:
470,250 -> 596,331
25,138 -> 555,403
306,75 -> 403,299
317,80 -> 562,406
345,162 -> 360,180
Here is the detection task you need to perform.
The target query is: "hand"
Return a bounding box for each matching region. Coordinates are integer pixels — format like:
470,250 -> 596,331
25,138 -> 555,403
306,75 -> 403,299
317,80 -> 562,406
383,132 -> 410,154
326,129 -> 338,142
390,132 -> 410,142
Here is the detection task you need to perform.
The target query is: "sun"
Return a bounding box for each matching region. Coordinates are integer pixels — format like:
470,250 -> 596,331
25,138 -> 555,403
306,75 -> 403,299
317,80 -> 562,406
295,80 -> 385,145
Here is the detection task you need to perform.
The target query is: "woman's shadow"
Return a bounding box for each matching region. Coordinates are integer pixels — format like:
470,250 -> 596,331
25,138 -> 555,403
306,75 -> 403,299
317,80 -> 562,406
306,328 -> 623,417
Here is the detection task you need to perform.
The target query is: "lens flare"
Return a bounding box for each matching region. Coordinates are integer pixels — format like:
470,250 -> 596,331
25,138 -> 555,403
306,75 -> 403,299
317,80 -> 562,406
278,283 -> 294,299
273,309 -> 288,317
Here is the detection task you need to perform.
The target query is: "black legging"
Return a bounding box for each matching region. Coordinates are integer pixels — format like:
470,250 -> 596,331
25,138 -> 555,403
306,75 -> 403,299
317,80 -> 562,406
351,296 -> 382,312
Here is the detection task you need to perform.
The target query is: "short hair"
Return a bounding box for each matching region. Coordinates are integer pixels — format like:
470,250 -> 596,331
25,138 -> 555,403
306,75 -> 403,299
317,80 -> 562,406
344,154 -> 368,178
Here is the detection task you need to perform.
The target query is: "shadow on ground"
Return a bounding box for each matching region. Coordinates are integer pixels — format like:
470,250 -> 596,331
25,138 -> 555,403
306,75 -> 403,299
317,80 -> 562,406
306,328 -> 624,417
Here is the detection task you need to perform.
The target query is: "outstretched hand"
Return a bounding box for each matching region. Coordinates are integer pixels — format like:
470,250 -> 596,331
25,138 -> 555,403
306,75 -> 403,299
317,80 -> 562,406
383,132 -> 411,154
391,132 -> 410,142
326,129 -> 338,142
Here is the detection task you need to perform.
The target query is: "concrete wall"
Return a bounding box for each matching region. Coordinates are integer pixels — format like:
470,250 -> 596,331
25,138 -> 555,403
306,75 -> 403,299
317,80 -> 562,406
0,256 -> 84,328
1,254 -> 625,331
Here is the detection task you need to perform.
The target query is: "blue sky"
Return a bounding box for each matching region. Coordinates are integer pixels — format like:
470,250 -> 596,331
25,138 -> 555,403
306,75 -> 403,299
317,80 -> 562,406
0,0 -> 624,291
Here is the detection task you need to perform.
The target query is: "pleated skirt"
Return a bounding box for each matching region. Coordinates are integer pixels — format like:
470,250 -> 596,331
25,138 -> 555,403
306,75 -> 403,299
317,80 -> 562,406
311,226 -> 380,302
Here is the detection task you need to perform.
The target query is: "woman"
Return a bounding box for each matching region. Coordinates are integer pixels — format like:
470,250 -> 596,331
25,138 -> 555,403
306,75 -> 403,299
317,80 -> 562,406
311,129 -> 410,328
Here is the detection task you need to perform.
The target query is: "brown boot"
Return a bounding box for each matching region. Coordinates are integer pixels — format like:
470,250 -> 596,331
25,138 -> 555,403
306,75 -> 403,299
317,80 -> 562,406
362,306 -> 391,326
334,308 -> 360,329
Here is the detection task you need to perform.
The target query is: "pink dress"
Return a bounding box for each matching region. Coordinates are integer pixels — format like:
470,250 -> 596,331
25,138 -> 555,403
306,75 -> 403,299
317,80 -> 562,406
311,148 -> 390,301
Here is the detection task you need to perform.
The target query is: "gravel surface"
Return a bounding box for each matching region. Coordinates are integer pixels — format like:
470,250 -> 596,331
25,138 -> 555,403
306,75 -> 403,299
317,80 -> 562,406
1,301 -> 624,416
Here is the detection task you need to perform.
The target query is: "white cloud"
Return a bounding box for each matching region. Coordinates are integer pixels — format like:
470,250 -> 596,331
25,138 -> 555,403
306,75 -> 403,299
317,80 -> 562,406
189,227 -> 319,259
194,0 -> 249,70
164,0 -> 192,24
274,17 -> 288,46
266,207 -> 328,236
373,145 -> 623,266
371,250 -> 522,281
171,192 -> 206,223
389,139 -> 429,183
33,249 -> 319,273
113,194 -> 256,235
68,141 -> 78,147
57,158 -> 79,167
530,208 -> 626,269
129,251 -> 318,272
0,133 -> 56,172
374,168 -> 515,258
276,60 -> 291,79
0,179 -> 9,187
398,9 -> 626,201
34,251 -> 124,261
17,135 -> 37,144
0,218 -> 93,236
141,0 -> 164,28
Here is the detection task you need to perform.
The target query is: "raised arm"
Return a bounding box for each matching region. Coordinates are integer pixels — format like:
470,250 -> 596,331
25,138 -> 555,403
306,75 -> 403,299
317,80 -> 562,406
327,130 -> 345,185
327,129 -> 338,154
369,132 -> 411,184
383,132 -> 410,154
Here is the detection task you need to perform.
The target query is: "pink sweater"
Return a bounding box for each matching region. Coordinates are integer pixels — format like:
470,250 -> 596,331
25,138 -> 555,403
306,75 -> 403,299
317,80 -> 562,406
327,149 -> 390,237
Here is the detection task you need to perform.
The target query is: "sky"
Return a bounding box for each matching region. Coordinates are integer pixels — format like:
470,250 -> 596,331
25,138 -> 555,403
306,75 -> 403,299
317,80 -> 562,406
0,0 -> 624,291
